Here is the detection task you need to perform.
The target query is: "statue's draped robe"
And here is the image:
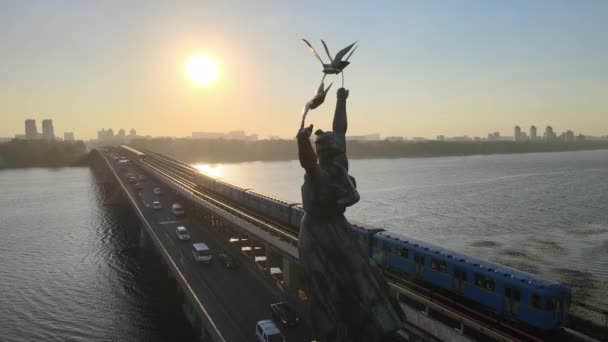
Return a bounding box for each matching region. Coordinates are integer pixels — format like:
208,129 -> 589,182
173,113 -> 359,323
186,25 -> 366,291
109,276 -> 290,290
297,92 -> 404,342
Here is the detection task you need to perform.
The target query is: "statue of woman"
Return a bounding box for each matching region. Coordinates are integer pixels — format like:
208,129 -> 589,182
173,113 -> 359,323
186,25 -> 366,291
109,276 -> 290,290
296,87 -> 404,342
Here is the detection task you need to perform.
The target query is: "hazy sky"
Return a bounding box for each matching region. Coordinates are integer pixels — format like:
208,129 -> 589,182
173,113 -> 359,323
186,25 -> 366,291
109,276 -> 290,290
1,1 -> 606,139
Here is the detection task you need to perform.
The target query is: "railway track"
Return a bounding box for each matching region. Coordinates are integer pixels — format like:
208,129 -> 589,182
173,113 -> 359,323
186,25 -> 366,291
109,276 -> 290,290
125,148 -> 572,342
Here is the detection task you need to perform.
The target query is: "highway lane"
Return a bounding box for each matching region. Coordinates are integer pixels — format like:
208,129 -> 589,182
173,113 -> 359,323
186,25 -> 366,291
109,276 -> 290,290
109,156 -> 312,342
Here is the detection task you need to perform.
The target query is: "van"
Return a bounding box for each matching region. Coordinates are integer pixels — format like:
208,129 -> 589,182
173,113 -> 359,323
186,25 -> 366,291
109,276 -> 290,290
255,320 -> 285,342
171,203 -> 185,217
192,243 -> 212,264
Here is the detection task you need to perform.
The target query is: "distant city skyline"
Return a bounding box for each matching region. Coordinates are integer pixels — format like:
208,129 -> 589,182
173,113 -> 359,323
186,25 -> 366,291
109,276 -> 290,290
1,2 -> 607,139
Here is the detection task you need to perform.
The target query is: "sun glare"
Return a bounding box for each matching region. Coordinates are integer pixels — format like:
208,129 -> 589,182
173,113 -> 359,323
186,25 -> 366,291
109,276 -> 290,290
194,164 -> 223,177
185,55 -> 219,86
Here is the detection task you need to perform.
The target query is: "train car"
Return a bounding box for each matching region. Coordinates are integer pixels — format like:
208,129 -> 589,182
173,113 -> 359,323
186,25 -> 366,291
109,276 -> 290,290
372,231 -> 571,331
289,206 -> 305,229
350,223 -> 384,258
119,145 -> 146,161
241,190 -> 298,227
194,172 -> 217,192
214,180 -> 247,204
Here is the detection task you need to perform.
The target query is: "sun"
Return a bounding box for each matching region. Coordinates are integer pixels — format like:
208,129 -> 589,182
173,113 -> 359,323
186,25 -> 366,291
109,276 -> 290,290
185,55 -> 219,86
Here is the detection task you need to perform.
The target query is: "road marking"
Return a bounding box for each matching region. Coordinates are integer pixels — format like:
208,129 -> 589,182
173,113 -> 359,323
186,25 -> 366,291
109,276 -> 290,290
159,220 -> 184,225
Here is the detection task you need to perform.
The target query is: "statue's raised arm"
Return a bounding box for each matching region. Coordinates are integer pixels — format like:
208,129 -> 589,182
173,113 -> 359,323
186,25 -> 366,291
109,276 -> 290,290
332,88 -> 349,152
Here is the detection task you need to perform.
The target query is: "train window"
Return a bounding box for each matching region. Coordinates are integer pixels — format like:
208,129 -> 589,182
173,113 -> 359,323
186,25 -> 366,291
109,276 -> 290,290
474,274 -> 495,292
532,294 -> 541,309
546,298 -> 557,311
513,288 -> 520,301
397,248 -> 408,259
475,274 -> 483,288
504,287 -> 511,298
431,259 -> 447,273
414,254 -> 424,264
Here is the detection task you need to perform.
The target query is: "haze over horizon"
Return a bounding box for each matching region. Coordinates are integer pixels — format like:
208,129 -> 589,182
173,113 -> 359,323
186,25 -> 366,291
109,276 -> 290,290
1,1 -> 606,140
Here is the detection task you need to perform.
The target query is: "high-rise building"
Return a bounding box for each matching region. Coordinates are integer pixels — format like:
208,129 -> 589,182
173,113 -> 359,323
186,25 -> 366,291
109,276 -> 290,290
118,129 -> 126,137
42,119 -> 55,140
514,126 -> 521,141
544,126 -> 555,141
64,132 -> 75,141
530,126 -> 537,140
25,119 -> 38,139
129,129 -> 136,137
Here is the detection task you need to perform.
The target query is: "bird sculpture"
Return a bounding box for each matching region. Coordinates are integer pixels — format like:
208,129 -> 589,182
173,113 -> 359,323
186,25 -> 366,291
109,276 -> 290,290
300,80 -> 333,129
302,39 -> 358,86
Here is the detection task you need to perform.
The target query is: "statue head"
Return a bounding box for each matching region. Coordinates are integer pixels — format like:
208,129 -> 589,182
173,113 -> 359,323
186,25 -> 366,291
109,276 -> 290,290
314,129 -> 344,164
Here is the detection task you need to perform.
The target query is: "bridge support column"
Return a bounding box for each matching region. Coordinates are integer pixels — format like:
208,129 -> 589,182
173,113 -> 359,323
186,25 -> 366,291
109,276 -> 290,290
265,248 -> 281,276
282,258 -> 301,297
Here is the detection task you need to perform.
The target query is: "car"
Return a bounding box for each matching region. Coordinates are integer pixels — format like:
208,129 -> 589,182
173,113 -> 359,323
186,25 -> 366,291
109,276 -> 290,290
152,201 -> 162,210
175,226 -> 190,240
269,302 -> 300,327
128,175 -> 137,184
134,182 -> 143,189
138,174 -> 146,181
192,243 -> 212,264
153,187 -> 162,195
218,253 -> 238,269
255,320 -> 285,342
171,203 -> 185,217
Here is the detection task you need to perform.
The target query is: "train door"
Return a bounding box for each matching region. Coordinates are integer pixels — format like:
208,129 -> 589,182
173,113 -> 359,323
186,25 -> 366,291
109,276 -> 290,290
453,268 -> 466,294
503,286 -> 521,317
545,296 -> 562,323
414,253 -> 425,277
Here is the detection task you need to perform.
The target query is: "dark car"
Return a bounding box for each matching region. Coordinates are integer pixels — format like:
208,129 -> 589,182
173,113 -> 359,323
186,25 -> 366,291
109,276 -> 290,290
218,253 -> 238,269
269,302 -> 299,327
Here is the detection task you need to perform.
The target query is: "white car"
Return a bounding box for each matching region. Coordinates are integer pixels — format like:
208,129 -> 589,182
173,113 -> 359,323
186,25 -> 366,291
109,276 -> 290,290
152,201 -> 162,210
171,203 -> 185,217
139,174 -> 146,181
175,226 -> 190,241
192,243 -> 212,264
255,320 -> 285,342
153,187 -> 162,195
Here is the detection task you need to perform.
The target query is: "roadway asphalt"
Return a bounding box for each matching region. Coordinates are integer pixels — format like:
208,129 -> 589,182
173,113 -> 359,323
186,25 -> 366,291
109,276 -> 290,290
105,152 -> 312,342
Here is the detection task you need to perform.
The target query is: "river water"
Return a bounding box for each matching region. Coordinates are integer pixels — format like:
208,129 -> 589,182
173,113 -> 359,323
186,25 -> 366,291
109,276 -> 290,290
196,150 -> 608,317
0,150 -> 606,341
0,168 -> 197,342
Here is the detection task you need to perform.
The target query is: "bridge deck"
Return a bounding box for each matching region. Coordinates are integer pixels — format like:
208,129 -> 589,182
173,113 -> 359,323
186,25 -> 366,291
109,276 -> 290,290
100,150 -> 312,342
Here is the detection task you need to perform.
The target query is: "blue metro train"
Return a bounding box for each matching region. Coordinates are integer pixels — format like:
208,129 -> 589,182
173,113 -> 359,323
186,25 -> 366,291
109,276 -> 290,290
119,146 -> 571,332
351,226 -> 571,331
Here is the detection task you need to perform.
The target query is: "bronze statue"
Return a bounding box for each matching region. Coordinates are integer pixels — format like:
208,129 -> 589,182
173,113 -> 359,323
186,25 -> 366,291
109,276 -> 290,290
296,87 -> 404,342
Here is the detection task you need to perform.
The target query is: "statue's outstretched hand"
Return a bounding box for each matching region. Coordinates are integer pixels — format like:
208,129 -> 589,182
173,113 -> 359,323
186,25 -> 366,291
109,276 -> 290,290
297,124 -> 314,141
337,87 -> 349,99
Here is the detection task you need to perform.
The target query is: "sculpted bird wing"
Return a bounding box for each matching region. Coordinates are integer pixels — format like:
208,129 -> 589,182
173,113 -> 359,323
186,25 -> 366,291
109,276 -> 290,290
316,81 -> 325,94
334,41 -> 358,63
302,39 -> 324,64
345,44 -> 358,61
321,39 -> 333,61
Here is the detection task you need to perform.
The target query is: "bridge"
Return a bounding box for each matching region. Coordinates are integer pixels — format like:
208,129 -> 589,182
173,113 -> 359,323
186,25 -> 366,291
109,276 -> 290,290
89,146 -> 606,342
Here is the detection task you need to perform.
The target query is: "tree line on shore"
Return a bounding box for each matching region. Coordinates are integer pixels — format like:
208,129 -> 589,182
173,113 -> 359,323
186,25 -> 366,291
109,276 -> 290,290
0,139 -> 87,168
129,137 -> 608,164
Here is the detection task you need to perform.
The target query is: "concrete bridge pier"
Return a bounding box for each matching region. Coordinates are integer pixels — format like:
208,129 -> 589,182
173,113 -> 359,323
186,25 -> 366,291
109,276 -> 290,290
282,258 -> 302,297
265,248 -> 281,276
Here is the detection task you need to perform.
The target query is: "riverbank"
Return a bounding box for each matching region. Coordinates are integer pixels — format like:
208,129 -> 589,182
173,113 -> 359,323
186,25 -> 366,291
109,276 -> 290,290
0,139 -> 87,168
129,137 -> 608,164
